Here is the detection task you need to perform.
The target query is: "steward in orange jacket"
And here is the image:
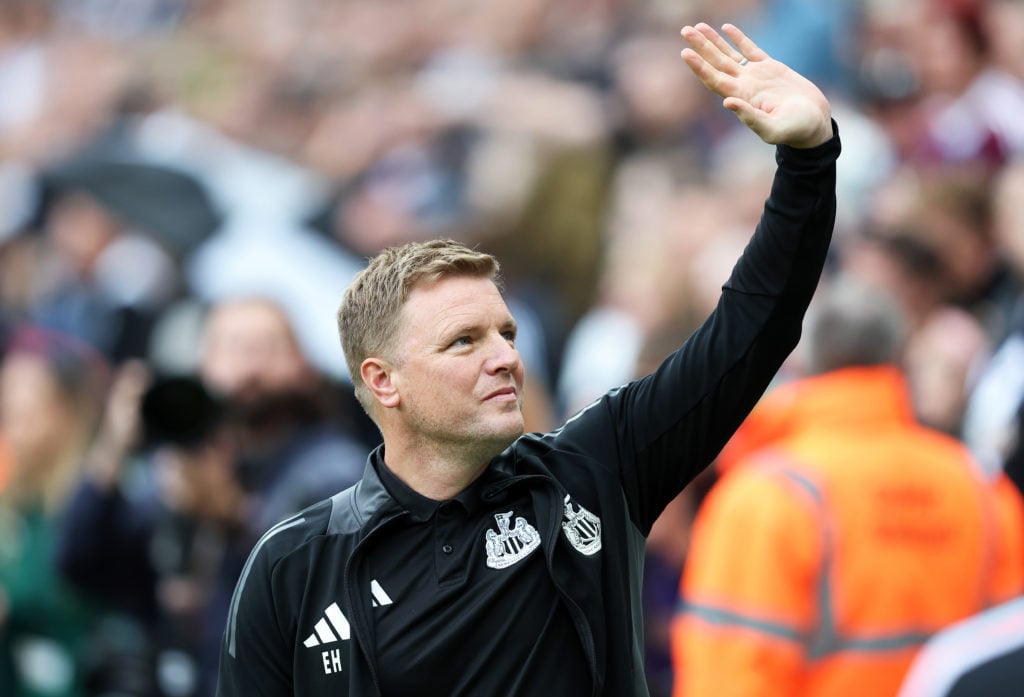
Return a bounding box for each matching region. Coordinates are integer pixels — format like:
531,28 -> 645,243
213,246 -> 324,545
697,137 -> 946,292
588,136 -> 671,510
671,285 -> 1024,697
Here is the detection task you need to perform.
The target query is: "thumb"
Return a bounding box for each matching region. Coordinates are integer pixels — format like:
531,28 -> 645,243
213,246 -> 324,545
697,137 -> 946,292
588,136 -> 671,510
723,97 -> 768,138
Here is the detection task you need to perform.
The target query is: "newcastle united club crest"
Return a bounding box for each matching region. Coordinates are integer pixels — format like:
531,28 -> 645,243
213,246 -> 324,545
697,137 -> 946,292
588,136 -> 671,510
562,494 -> 602,556
485,511 -> 540,569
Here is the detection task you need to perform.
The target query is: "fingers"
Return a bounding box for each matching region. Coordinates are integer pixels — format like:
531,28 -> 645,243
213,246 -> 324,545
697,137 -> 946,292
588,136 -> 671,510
696,23 -> 746,65
720,24 -> 768,63
723,97 -> 784,145
680,23 -> 748,98
722,97 -> 759,129
680,23 -> 742,74
679,46 -> 730,92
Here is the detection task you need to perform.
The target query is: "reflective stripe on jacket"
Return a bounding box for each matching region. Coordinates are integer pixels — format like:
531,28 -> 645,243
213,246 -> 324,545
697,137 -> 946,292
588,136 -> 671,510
671,366 -> 1024,697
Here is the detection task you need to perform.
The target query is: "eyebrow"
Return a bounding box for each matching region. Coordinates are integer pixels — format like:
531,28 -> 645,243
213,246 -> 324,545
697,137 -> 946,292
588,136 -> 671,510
438,316 -> 518,344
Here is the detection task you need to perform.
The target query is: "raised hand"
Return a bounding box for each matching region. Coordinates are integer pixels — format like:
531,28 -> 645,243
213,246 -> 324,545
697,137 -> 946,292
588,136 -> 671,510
680,23 -> 832,149
85,359 -> 150,489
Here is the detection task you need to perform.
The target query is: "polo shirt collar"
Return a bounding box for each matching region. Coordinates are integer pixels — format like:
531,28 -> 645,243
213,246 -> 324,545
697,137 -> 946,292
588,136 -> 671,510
372,449 -> 501,522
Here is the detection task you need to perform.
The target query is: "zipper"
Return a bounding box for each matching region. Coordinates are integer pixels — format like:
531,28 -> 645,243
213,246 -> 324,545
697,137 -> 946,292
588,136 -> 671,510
527,480 -> 601,697
342,510 -> 409,696
488,472 -> 601,695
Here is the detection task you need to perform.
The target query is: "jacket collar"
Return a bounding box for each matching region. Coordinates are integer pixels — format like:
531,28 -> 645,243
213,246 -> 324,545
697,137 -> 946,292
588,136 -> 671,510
341,444 -> 547,528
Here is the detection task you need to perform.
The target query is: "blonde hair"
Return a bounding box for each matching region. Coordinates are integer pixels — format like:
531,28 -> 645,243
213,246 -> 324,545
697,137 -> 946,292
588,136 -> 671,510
337,239 -> 499,416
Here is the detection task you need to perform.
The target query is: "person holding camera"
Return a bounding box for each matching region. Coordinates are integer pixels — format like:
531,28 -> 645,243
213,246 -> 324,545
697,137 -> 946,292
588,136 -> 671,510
55,363 -> 249,697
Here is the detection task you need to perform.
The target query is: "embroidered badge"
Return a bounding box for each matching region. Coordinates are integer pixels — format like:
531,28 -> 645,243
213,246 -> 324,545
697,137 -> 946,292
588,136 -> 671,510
562,494 -> 602,556
485,511 -> 540,569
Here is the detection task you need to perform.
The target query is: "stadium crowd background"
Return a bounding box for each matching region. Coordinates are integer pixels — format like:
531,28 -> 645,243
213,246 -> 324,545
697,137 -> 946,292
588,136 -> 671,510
0,0 -> 1023,695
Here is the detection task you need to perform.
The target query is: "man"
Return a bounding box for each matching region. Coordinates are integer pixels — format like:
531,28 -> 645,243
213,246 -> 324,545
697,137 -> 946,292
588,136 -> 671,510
670,280 -> 1024,697
199,296 -> 372,532
217,22 -> 840,697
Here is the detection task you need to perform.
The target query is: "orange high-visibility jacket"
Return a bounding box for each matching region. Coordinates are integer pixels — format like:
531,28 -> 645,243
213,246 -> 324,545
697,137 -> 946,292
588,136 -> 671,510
671,366 -> 1024,697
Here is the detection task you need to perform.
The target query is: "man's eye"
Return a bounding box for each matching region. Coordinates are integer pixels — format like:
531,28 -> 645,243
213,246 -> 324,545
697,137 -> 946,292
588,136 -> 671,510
451,336 -> 471,348
502,331 -> 516,344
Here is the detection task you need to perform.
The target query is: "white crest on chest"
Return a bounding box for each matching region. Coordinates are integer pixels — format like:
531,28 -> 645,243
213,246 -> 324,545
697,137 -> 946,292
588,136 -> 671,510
562,494 -> 602,556
484,510 -> 540,569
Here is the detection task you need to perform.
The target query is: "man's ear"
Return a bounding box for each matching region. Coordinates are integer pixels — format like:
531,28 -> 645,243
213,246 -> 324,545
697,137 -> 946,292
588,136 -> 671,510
361,358 -> 400,409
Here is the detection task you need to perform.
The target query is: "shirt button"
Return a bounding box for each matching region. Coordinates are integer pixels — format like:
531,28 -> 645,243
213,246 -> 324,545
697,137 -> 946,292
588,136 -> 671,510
442,544 -> 453,554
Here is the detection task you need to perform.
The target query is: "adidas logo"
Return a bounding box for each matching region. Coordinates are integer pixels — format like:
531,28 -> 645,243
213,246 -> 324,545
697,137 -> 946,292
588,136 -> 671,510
303,580 -> 393,648
303,602 -> 350,647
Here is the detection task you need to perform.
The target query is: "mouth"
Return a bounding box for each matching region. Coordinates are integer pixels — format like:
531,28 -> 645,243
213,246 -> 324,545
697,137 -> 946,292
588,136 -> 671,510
484,386 -> 518,403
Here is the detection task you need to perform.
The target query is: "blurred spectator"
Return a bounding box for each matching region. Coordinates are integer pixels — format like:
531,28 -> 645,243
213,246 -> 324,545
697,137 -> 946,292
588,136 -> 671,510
913,169 -> 1018,340
26,156 -> 220,363
904,306 -> 989,436
906,0 -> 1024,166
981,0 -> 1024,80
962,160 -> 1024,491
840,168 -> 1002,438
55,295 -> 370,697
0,2 -> 49,145
842,228 -> 949,332
607,31 -> 719,169
56,364 -> 247,697
55,0 -> 187,38
557,181 -> 740,418
670,278 -> 1024,697
197,296 -> 370,533
0,325 -> 109,697
896,595 -> 1024,697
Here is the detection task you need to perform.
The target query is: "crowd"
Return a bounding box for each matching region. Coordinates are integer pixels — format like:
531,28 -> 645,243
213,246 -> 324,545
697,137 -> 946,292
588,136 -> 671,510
0,0 -> 1023,696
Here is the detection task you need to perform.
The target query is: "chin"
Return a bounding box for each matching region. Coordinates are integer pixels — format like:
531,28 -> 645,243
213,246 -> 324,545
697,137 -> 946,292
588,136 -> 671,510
485,419 -> 525,450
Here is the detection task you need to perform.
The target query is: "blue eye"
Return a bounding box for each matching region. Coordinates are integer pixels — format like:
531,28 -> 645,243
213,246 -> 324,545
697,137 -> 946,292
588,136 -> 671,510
502,331 -> 516,344
451,336 -> 471,348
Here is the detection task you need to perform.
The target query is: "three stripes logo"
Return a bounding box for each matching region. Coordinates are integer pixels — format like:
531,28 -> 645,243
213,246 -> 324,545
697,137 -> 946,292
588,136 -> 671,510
304,580 -> 393,675
303,602 -> 352,648
303,580 -> 393,647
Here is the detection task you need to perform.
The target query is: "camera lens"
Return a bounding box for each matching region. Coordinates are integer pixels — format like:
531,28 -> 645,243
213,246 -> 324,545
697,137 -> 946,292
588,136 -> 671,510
140,376 -> 224,448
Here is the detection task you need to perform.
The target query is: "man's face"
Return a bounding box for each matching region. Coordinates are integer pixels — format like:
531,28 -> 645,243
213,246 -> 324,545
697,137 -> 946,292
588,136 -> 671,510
201,299 -> 312,406
155,434 -> 241,523
385,275 -> 525,455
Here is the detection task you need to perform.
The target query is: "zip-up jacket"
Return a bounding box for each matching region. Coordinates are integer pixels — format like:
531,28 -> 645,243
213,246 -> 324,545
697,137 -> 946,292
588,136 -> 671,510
216,125 -> 841,697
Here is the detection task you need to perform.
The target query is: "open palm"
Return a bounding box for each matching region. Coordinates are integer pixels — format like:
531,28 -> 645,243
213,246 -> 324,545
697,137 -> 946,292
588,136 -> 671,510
680,23 -> 833,148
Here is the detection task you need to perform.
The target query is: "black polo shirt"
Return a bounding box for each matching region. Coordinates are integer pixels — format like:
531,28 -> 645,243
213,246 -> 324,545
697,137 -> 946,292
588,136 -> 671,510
368,462 -> 590,696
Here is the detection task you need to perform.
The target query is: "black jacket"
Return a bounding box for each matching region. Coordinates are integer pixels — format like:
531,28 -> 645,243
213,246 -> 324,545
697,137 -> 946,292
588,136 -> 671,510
217,127 -> 841,697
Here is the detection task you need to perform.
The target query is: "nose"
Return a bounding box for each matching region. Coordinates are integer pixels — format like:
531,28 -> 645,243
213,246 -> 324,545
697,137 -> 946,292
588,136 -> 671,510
484,333 -> 521,376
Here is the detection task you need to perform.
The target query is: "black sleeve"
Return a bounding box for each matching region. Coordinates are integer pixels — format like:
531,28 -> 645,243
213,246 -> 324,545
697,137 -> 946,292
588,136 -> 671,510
217,520 -> 301,697
547,123 -> 840,534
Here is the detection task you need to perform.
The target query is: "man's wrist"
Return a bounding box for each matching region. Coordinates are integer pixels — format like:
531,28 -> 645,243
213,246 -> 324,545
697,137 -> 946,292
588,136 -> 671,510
789,118 -> 836,149
775,119 -> 841,174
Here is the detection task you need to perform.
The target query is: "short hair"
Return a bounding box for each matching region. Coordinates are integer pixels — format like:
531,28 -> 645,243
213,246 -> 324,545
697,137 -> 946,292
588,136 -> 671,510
803,277 -> 908,376
337,239 -> 500,416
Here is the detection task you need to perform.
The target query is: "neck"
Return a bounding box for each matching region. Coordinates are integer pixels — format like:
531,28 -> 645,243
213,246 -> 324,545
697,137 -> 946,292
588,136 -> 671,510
381,436 -> 495,501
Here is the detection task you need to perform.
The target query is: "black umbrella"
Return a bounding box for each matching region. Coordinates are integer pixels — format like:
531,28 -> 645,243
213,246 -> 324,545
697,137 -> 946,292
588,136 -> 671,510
39,159 -> 223,257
